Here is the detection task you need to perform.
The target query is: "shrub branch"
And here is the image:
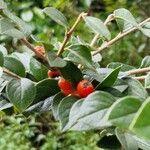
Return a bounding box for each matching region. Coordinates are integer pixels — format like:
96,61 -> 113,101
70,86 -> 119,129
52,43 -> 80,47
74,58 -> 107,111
90,14 -> 114,47
3,68 -> 21,79
92,17 -> 150,55
20,38 -> 47,62
57,12 -> 87,56
126,67 -> 150,75
133,76 -> 146,81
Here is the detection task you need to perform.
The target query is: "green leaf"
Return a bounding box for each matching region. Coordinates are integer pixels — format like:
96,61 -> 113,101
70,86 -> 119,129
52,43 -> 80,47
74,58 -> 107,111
96,66 -> 121,89
106,96 -> 141,128
97,135 -> 121,149
4,57 -> 26,77
63,99 -> 84,131
11,52 -> 32,72
134,136 -> 150,150
0,45 -> 8,56
115,128 -> 138,150
83,69 -> 104,82
43,7 -> 68,28
145,73 -> 150,89
0,18 -> 25,39
0,0 -> 7,9
140,56 -> 150,68
113,79 -> 128,93
6,78 -> 36,112
59,61 -> 83,85
25,96 -> 54,114
3,9 -> 32,37
141,22 -> 150,38
130,98 -> 150,140
46,51 -> 67,68
21,10 -> 33,22
51,92 -> 65,120
35,79 -> 60,103
71,91 -> 116,131
30,58 -> 48,81
0,99 -> 12,112
0,67 -> 3,78
114,8 -> 139,32
0,78 -> 7,92
58,96 -> 78,130
67,44 -> 95,70
0,51 -> 4,66
3,28 -> 25,39
107,62 -> 135,71
125,78 -> 148,100
83,16 -> 111,40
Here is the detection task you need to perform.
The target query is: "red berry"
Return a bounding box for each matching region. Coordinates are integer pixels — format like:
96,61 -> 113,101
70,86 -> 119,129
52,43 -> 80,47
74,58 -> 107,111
77,79 -> 94,97
58,78 -> 73,96
34,46 -> 45,55
47,70 -> 60,78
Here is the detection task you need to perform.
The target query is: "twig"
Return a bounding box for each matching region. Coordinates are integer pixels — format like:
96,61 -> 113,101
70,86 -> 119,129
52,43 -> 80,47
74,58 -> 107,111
20,38 -> 47,62
57,12 -> 88,56
133,76 -> 146,81
126,67 -> 150,75
3,68 -> 21,79
92,17 -> 150,55
90,14 -> 114,47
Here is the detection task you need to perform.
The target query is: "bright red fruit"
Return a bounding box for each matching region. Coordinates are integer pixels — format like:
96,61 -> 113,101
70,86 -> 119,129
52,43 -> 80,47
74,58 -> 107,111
77,79 -> 94,97
58,78 -> 73,96
47,70 -> 60,78
34,46 -> 45,55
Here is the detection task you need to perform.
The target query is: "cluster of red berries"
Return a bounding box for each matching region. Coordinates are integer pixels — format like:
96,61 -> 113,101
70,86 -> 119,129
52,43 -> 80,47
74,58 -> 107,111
48,70 -> 94,97
58,78 -> 94,98
35,46 -> 94,98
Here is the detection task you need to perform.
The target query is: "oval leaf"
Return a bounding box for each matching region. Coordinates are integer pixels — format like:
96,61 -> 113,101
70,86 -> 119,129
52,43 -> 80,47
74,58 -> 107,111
67,44 -> 95,70
51,92 -> 65,120
59,61 -> 83,85
114,8 -> 139,32
6,78 -> 36,112
140,56 -> 150,68
46,51 -> 67,68
3,9 -> 32,37
115,128 -> 138,150
30,58 -> 48,81
43,7 -> 68,28
96,66 -> 121,89
84,16 -> 111,40
125,78 -> 148,100
4,57 -> 26,77
0,45 -> 8,56
70,91 -> 116,131
25,96 -> 54,115
58,96 -> 78,130
35,78 -> 60,103
130,98 -> 150,140
106,96 -> 141,128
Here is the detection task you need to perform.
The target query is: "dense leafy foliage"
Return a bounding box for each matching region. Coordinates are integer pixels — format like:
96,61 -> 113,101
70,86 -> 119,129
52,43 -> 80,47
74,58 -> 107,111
0,0 -> 150,149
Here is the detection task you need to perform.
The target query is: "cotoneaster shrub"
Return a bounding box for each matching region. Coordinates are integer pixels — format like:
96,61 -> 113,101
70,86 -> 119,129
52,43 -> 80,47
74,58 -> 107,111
0,0 -> 150,149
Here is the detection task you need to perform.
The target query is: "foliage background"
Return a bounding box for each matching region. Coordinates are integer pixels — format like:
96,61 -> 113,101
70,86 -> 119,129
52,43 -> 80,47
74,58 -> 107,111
0,0 -> 150,149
